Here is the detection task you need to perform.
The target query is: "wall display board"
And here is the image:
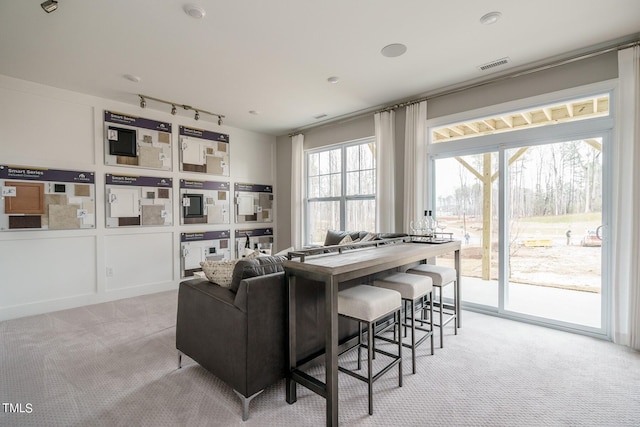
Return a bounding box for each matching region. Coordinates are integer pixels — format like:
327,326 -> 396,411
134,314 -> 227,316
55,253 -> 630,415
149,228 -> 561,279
105,174 -> 172,227
180,230 -> 232,277
234,183 -> 273,223
0,165 -> 95,231
179,126 -> 230,176
179,179 -> 230,225
235,227 -> 273,258
104,111 -> 172,170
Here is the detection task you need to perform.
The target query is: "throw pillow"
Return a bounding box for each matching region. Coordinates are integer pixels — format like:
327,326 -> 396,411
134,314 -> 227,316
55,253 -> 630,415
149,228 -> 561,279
324,229 -> 350,246
242,248 -> 260,259
338,234 -> 353,245
361,232 -> 377,242
200,259 -> 238,287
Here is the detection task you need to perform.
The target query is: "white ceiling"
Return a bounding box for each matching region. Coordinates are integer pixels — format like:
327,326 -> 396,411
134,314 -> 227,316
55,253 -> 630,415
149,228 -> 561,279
0,0 -> 639,136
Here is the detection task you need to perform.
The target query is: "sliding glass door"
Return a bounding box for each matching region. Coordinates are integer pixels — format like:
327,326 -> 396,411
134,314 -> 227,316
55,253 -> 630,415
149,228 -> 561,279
433,135 -> 607,333
504,138 -> 603,328
434,152 -> 499,309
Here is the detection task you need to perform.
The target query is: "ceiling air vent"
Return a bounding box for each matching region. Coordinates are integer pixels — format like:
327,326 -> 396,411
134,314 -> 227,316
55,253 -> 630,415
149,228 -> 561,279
313,113 -> 328,120
478,57 -> 510,71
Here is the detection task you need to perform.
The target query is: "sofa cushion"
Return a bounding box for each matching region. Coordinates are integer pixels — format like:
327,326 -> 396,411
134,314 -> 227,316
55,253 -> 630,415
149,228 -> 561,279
230,255 -> 287,293
200,259 -> 238,287
324,230 -> 369,246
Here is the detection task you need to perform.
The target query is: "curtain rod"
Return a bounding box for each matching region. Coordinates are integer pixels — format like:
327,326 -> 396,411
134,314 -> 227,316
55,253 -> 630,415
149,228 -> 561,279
289,37 -> 639,134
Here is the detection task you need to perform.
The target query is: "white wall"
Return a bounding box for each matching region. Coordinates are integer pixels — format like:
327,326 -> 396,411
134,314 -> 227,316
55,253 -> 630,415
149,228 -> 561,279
0,75 -> 276,321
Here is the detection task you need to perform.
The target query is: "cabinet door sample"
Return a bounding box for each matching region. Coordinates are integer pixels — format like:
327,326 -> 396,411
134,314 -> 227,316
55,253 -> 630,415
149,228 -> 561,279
182,139 -> 204,165
184,247 -> 205,270
109,188 -> 140,218
4,181 -> 45,214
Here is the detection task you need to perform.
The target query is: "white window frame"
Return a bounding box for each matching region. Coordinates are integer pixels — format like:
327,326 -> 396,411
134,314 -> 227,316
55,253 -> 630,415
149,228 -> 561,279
305,137 -> 376,246
425,80 -> 616,339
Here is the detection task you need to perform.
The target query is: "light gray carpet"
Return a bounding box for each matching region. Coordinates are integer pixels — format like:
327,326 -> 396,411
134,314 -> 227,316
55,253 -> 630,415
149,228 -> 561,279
1,290 -> 639,426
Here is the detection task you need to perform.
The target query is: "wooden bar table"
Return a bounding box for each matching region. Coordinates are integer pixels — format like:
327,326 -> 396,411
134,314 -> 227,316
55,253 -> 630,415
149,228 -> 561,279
284,240 -> 461,426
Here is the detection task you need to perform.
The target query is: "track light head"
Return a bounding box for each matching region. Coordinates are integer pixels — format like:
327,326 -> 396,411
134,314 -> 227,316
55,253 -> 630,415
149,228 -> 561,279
41,0 -> 58,13
136,94 -> 223,124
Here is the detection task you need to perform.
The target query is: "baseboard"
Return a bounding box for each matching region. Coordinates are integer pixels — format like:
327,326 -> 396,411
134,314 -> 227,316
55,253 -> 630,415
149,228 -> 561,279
0,281 -> 179,322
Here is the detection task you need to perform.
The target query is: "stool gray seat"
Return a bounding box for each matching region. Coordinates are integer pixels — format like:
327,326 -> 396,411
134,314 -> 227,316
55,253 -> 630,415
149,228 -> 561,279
374,272 -> 434,373
406,264 -> 458,348
338,284 -> 403,415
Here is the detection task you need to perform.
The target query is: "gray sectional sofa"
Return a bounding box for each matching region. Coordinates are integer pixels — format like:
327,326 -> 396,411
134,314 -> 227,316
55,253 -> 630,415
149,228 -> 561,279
175,230 -> 407,420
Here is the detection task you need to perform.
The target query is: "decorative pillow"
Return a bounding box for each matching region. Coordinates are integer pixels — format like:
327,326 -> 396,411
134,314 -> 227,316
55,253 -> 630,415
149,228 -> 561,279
324,229 -> 351,246
361,232 -> 377,242
229,255 -> 287,293
338,234 -> 353,245
200,259 -> 238,287
241,248 -> 260,259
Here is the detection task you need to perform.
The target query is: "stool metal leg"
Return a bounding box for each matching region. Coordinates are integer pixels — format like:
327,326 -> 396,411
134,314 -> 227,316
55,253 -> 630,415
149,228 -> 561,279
438,286 -> 444,348
367,320 -> 374,415
397,309 -> 403,387
357,322 -> 363,370
410,299 -> 416,374
429,291 -> 434,355
454,280 -> 459,334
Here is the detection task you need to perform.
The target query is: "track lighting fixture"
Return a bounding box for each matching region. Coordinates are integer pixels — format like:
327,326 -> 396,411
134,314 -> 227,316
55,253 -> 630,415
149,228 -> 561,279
136,94 -> 224,124
41,0 -> 58,13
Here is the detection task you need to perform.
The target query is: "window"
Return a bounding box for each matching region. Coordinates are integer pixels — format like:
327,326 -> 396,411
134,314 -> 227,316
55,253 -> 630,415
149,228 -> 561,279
306,138 -> 376,245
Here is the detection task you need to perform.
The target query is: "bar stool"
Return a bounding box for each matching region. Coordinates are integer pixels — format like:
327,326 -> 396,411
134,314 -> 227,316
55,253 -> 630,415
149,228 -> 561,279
406,264 -> 457,348
373,272 -> 434,374
338,284 -> 403,416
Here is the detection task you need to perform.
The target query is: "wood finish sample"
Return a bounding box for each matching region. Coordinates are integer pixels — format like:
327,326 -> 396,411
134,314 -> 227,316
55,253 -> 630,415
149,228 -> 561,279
4,181 -> 45,214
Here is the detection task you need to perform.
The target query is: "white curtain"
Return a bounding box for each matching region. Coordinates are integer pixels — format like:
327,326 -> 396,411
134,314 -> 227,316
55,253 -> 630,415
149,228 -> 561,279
612,45 -> 640,349
290,133 -> 305,249
403,101 -> 428,232
374,110 -> 395,232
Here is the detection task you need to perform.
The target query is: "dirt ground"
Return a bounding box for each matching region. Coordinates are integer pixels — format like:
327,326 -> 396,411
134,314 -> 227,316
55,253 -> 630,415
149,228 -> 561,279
436,215 -> 602,292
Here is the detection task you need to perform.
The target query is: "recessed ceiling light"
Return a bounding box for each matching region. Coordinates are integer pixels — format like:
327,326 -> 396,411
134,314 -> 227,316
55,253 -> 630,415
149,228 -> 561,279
184,4 -> 206,19
123,74 -> 141,83
249,110 -> 260,115
480,11 -> 502,25
327,76 -> 339,84
381,43 -> 407,58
